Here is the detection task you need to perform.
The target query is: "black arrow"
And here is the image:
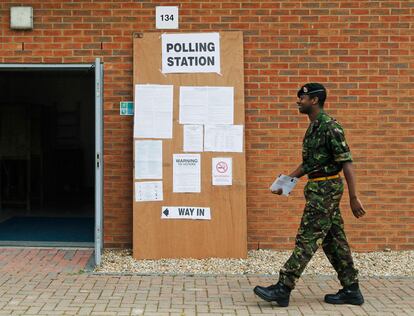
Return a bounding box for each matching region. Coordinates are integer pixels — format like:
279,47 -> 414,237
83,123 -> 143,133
163,208 -> 169,217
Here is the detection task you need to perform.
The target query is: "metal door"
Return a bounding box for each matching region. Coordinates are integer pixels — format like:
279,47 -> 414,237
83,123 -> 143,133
95,58 -> 103,265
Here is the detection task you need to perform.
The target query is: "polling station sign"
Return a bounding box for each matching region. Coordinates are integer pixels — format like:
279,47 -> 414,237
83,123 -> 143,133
161,206 -> 211,220
161,33 -> 220,74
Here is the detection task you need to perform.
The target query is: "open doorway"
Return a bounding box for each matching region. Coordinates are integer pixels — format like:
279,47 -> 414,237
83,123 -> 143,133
0,67 -> 95,246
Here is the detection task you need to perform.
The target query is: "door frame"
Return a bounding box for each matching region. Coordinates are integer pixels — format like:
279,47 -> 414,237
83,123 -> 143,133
0,62 -> 104,266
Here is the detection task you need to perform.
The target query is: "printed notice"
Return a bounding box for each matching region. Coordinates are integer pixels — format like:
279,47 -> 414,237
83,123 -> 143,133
134,84 -> 173,139
269,174 -> 298,196
183,125 -> 203,152
204,125 -> 243,152
161,206 -> 211,220
135,181 -> 163,202
179,86 -> 234,124
161,32 -> 220,74
173,154 -> 201,193
212,157 -> 232,186
134,140 -> 163,179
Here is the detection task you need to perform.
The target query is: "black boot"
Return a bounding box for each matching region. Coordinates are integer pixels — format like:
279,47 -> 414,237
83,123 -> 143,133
324,283 -> 364,305
253,282 -> 291,307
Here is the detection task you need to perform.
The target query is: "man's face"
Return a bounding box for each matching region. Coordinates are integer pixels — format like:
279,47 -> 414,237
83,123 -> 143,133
297,94 -> 317,114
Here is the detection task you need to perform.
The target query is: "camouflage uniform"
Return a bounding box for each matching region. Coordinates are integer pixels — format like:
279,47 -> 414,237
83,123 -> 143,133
279,110 -> 359,290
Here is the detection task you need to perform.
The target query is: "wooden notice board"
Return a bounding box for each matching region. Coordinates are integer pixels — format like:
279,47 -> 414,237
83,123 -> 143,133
133,32 -> 246,259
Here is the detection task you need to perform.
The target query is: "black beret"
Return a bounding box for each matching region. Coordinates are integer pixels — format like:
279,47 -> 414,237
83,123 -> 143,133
297,83 -> 326,97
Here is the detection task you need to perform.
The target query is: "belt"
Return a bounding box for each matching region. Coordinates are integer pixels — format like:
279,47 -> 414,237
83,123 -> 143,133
308,174 -> 340,182
308,171 -> 339,179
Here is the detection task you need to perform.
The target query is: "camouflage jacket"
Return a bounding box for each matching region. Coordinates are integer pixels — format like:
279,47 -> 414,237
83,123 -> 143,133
301,110 -> 352,175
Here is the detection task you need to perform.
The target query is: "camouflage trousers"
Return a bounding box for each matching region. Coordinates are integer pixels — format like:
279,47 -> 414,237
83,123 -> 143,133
279,178 -> 358,289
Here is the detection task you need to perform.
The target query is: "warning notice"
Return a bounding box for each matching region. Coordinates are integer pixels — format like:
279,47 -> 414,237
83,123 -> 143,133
173,154 -> 201,193
161,33 -> 220,74
161,206 -> 211,220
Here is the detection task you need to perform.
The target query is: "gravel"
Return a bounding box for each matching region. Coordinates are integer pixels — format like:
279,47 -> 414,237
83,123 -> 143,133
95,249 -> 414,277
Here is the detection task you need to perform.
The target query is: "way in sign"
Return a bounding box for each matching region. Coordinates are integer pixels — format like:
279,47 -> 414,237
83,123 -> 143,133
161,206 -> 211,220
178,207 -> 205,216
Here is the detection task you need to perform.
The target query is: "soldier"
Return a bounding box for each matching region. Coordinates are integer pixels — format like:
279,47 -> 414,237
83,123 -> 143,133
254,83 -> 366,307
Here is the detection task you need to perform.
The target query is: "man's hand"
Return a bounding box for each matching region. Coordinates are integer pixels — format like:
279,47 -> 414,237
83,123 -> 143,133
270,164 -> 304,196
343,162 -> 366,219
350,197 -> 366,218
271,188 -> 283,195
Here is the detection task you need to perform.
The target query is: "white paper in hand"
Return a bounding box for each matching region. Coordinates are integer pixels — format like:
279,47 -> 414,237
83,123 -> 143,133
270,174 -> 298,196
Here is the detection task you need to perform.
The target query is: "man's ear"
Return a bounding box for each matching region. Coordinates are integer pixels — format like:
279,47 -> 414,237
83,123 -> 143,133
311,96 -> 319,106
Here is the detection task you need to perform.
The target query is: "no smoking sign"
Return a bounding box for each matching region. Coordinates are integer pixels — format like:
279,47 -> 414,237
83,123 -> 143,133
212,157 -> 232,186
216,161 -> 228,173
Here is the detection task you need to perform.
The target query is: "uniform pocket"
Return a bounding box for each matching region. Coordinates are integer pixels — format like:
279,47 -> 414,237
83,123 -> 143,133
304,182 -> 326,213
305,180 -> 343,214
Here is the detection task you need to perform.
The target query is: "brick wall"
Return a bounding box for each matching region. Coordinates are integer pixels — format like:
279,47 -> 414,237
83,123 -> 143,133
1,1 -> 413,251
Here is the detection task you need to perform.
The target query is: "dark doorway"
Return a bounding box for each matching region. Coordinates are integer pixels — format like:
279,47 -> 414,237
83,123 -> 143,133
0,68 -> 95,245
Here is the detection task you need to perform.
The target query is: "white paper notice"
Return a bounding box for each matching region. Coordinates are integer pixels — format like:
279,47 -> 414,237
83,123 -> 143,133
204,125 -> 244,152
134,140 -> 163,179
183,125 -> 203,152
212,158 -> 232,186
179,86 -> 234,124
161,206 -> 211,220
269,174 -> 298,196
135,181 -> 163,202
134,84 -> 173,139
207,87 -> 233,124
161,32 -> 220,74
173,154 -> 201,193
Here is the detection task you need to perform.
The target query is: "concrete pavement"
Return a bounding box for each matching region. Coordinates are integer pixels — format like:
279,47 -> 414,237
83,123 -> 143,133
0,248 -> 413,315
